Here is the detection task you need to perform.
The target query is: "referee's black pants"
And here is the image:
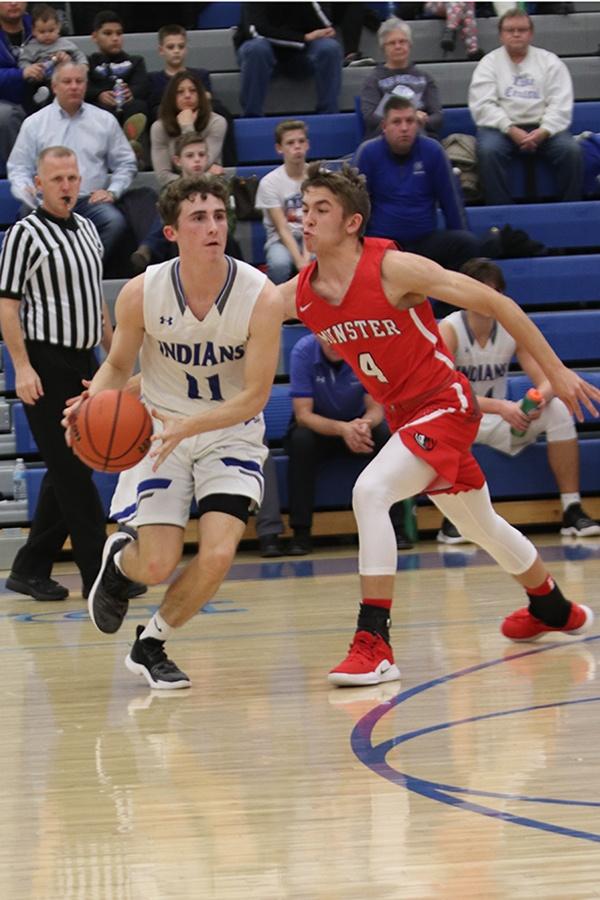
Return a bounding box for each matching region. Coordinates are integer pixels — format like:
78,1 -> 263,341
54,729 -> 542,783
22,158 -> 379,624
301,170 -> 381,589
11,342 -> 107,593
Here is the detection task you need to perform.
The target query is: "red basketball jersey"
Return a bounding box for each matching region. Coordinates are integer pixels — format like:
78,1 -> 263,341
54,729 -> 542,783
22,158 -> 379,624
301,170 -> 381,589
296,238 -> 457,420
296,238 -> 485,493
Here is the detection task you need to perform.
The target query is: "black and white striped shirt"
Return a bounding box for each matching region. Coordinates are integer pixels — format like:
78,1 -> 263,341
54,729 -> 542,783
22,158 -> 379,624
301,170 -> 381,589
0,208 -> 104,349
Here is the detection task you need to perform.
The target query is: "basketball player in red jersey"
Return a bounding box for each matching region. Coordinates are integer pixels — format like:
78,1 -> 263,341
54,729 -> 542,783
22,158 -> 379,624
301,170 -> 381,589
279,163 -> 600,687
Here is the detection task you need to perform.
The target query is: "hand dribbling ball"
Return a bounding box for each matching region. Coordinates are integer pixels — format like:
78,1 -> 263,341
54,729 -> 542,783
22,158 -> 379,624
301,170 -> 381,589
71,389 -> 153,472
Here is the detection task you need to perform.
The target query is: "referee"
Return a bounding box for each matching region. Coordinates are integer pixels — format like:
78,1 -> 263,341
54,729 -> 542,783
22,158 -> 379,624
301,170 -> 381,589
0,145 -> 112,601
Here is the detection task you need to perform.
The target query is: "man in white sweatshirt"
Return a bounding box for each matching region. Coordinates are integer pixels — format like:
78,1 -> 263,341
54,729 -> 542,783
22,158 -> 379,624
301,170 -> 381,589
468,8 -> 582,205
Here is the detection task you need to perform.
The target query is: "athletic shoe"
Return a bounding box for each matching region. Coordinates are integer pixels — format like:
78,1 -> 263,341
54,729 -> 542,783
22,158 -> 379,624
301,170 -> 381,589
560,503 -> 600,537
87,532 -> 136,634
328,630 -> 401,686
436,517 -> 471,545
344,52 -> 375,67
288,533 -> 312,556
501,602 -> 594,642
123,112 -> 146,142
82,580 -> 147,601
6,572 -> 68,601
125,625 -> 191,690
258,533 -> 283,558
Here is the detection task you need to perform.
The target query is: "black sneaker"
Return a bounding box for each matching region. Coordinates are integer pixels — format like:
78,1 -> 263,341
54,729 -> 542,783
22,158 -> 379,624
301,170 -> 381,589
395,531 -> 414,551
560,503 -> 600,538
258,533 -> 283,558
125,625 -> 191,690
6,573 -> 68,601
87,532 -> 136,634
83,580 -> 147,601
436,517 -> 471,545
288,533 -> 312,556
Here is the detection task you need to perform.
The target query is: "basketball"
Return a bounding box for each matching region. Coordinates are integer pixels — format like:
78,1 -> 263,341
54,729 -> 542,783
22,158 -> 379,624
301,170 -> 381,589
71,389 -> 153,473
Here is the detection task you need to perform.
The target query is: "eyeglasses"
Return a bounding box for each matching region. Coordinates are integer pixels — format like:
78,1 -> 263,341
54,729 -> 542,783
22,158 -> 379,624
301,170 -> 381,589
501,26 -> 531,33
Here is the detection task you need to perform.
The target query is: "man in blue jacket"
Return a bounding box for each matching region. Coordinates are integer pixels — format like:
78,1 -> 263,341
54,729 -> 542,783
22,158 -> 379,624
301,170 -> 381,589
0,1 -> 36,175
354,95 -> 487,274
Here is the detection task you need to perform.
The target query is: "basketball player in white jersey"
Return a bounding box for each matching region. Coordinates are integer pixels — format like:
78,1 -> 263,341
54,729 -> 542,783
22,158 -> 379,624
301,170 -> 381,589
438,258 -> 600,544
67,175 -> 282,689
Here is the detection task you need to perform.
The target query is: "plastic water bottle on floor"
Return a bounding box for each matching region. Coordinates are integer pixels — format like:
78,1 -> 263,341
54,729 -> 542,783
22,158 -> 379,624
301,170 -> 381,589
13,457 -> 27,502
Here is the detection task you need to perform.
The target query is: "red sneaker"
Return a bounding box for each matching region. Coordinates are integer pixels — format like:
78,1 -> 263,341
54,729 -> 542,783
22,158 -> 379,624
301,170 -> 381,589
328,630 -> 401,686
502,602 -> 594,642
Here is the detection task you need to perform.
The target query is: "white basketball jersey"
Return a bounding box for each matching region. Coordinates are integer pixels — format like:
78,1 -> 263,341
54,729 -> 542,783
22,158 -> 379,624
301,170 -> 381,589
140,256 -> 267,417
445,310 -> 516,400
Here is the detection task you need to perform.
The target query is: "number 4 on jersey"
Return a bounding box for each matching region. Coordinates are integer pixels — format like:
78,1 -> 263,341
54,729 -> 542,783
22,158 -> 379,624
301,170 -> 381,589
358,352 -> 388,383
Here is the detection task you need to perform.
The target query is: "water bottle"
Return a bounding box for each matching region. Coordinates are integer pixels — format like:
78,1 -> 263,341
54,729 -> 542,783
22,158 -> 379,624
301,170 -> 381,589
510,388 -> 543,437
114,77 -> 125,112
42,55 -> 56,78
402,497 -> 418,543
13,457 -> 27,502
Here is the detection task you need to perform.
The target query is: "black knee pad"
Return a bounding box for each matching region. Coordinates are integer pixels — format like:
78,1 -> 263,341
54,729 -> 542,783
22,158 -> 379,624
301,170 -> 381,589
196,493 -> 252,525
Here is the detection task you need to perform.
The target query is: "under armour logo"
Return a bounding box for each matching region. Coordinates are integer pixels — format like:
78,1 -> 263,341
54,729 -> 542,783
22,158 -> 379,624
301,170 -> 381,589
160,316 -> 174,326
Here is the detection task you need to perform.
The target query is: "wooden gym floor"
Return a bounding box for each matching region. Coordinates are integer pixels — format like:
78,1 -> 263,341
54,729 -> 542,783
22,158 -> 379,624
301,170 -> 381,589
1,533 -> 600,899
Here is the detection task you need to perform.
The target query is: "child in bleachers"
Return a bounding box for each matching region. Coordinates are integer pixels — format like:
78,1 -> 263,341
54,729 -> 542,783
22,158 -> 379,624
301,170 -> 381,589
131,132 -> 242,274
19,3 -> 87,108
438,258 -> 600,542
85,9 -> 149,162
255,119 -> 310,285
148,24 -> 236,166
424,1 -> 484,60
151,70 -> 227,187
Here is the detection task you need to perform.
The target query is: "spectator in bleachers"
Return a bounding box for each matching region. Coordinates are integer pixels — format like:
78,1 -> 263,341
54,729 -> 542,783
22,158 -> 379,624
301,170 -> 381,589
286,333 -> 412,556
468,7 -> 582,205
360,17 -> 442,141
18,3 -> 87,110
6,61 -> 156,263
234,2 -> 342,118
148,24 -> 236,166
424,2 -> 483,60
255,119 -> 309,285
150,70 -> 227,189
148,24 -> 211,118
0,1 -> 33,175
438,258 -> 600,543
131,132 -> 243,274
325,2 -> 375,67
355,96 -> 490,293
85,10 -> 149,163
255,451 -> 285,557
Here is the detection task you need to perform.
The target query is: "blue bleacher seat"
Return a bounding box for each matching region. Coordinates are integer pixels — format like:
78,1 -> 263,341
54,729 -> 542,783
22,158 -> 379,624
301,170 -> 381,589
197,2 -> 241,28
234,114 -> 361,164
263,383 -> 293,442
497,256 -> 600,306
281,324 -> 310,375
458,201 -> 600,249
0,180 -> 19,226
25,466 -> 118,520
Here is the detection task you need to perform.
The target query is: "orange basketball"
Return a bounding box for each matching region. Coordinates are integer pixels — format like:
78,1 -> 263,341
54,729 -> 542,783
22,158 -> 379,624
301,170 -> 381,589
71,389 -> 153,473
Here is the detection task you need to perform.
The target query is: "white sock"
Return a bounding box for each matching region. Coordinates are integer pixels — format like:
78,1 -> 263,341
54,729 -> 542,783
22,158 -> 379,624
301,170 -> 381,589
561,492 -> 580,512
141,612 -> 173,642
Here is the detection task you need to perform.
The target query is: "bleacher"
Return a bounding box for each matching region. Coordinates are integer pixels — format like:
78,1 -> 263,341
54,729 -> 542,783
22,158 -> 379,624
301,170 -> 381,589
0,2 -> 599,539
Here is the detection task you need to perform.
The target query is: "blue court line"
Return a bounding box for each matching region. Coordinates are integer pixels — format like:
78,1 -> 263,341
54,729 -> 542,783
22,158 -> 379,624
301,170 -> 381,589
351,636 -> 600,843
225,541 -> 600,581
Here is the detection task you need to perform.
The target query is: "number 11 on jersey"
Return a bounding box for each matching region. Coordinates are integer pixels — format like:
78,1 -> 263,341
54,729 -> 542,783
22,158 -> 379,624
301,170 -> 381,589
185,372 -> 224,401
